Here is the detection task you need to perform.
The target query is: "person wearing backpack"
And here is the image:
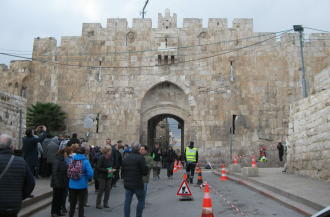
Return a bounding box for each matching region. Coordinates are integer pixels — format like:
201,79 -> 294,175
68,147 -> 93,217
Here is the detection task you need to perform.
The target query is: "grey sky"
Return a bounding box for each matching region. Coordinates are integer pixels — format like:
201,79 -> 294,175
1,0 -> 329,65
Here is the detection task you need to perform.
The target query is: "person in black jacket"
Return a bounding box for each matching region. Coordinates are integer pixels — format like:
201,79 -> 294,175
151,143 -> 162,180
165,146 -> 177,178
96,146 -> 115,209
22,126 -> 47,176
122,143 -> 148,217
0,134 -> 35,217
66,133 -> 80,147
50,149 -> 68,217
111,141 -> 122,187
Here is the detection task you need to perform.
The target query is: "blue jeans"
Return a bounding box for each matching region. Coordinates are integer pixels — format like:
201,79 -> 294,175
143,183 -> 148,196
124,188 -> 145,217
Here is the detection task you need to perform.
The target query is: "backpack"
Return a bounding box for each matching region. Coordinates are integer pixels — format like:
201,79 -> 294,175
67,160 -> 83,180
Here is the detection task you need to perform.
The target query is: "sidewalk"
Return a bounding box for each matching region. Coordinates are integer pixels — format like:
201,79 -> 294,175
19,178 -> 53,217
215,167 -> 330,216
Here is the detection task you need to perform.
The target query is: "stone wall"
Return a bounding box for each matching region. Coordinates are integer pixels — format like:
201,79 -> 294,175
287,66 -> 330,182
1,9 -> 330,165
0,91 -> 26,149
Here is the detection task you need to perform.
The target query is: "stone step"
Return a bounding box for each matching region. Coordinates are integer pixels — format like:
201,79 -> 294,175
19,196 -> 52,217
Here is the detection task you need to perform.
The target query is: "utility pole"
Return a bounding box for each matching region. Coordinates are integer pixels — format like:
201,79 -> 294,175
294,25 -> 308,98
141,0 -> 149,19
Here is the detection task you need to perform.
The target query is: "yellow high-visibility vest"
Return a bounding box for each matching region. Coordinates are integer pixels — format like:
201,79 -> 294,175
185,147 -> 197,162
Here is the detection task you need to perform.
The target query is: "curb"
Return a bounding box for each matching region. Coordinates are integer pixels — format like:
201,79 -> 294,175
229,172 -> 325,211
18,181 -> 95,217
19,191 -> 52,217
213,171 -> 319,216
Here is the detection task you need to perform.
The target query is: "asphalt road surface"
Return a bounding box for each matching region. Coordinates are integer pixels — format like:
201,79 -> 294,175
32,170 -> 304,217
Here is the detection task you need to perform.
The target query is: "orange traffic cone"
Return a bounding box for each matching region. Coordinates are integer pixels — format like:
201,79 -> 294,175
220,167 -> 228,181
252,157 -> 257,168
197,167 -> 204,185
173,160 -> 178,173
233,157 -> 238,165
178,161 -> 183,170
201,183 -> 214,217
183,173 -> 188,181
195,165 -> 200,173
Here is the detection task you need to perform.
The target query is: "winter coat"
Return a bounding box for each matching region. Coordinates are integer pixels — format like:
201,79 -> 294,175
122,151 -> 148,190
0,148 -> 35,212
46,138 -> 59,164
166,149 -> 178,163
68,154 -> 94,190
96,155 -> 114,179
51,154 -> 68,189
22,131 -> 47,169
142,154 -> 154,183
66,138 -> 80,147
111,148 -> 122,169
151,147 -> 162,162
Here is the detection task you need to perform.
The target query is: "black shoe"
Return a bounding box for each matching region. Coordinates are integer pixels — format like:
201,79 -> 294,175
96,205 -> 103,209
103,204 -> 109,208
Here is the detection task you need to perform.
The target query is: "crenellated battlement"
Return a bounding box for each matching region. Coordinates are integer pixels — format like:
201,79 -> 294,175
82,23 -> 103,37
232,18 -> 253,31
30,9 -> 330,53
183,18 -> 203,29
106,18 -> 128,30
132,18 -> 152,29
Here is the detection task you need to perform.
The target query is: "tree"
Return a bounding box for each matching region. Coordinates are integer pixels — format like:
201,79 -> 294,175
26,102 -> 66,132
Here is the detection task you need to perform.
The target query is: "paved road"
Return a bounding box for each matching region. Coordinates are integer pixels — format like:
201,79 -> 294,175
32,170 -> 304,217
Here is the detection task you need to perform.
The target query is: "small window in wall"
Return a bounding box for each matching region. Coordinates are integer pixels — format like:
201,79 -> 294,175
171,55 -> 175,64
232,115 -> 237,134
158,55 -> 162,65
15,82 -> 18,88
164,55 -> 168,65
88,31 -> 94,37
21,86 -> 27,98
8,82 -> 12,87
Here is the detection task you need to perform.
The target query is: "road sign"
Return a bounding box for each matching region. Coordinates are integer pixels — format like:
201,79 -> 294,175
177,180 -> 192,196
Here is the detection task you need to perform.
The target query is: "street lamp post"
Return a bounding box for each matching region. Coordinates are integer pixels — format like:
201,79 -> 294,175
294,25 -> 308,98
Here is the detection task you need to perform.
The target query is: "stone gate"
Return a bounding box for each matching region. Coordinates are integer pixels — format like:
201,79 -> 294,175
1,9 -> 330,164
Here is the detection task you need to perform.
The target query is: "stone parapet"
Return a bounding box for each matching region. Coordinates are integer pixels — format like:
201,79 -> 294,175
0,91 -> 26,149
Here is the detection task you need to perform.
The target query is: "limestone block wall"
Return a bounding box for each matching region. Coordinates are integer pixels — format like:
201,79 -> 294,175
0,91 -> 26,149
287,67 -> 330,182
1,9 -> 330,165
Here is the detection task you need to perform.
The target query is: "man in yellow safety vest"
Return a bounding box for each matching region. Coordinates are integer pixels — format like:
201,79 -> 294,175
184,141 -> 198,184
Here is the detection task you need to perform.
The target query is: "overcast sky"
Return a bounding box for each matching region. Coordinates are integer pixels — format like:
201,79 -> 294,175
1,0 -> 329,65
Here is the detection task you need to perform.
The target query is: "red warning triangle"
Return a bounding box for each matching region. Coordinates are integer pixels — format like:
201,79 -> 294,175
176,180 -> 192,196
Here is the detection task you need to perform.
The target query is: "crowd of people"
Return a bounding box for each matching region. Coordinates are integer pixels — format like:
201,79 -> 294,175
0,125 -> 200,217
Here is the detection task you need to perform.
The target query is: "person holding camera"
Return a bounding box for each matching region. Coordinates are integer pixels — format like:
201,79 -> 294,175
22,125 -> 47,176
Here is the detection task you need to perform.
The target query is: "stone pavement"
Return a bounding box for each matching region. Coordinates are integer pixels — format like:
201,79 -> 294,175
215,167 -> 330,216
19,168 -> 330,217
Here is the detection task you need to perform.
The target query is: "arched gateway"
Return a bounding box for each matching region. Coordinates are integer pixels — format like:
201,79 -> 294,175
140,81 -> 191,154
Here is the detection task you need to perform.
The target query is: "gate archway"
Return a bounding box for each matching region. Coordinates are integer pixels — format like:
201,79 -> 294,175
140,81 -> 191,155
